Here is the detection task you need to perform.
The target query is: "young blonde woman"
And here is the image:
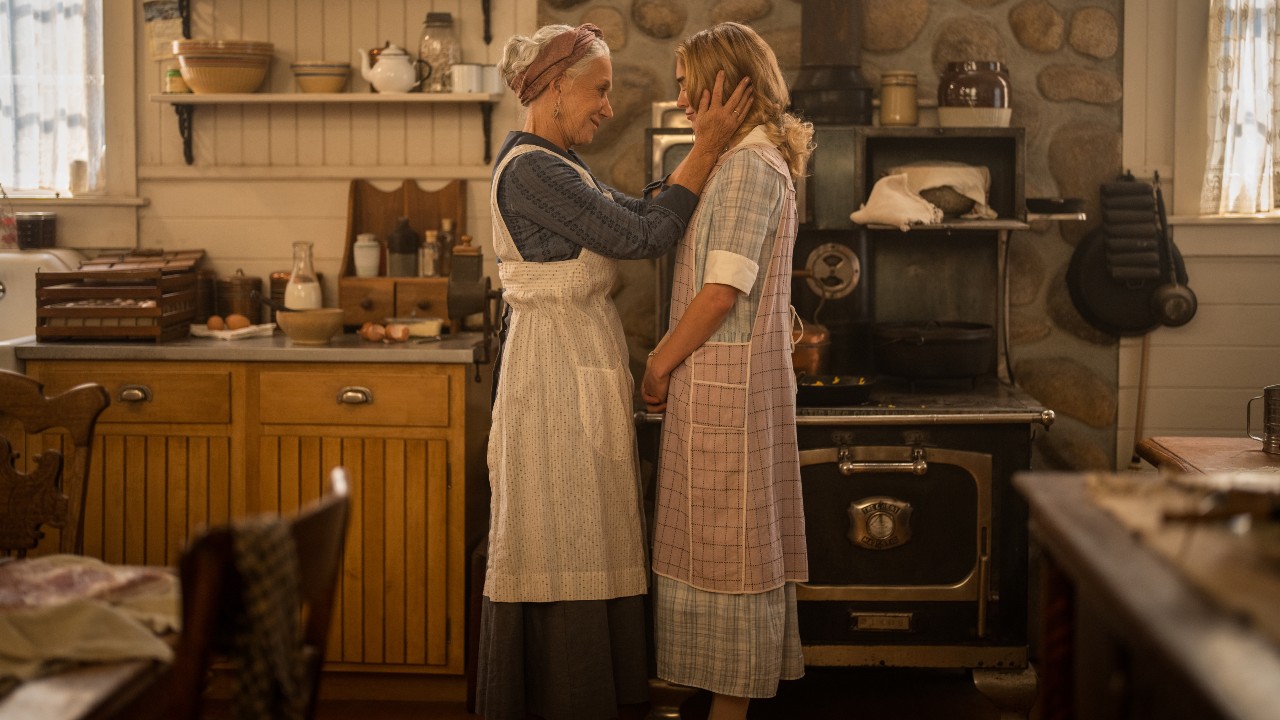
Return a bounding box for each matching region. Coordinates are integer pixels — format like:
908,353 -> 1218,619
479,23 -> 750,720
641,22 -> 814,720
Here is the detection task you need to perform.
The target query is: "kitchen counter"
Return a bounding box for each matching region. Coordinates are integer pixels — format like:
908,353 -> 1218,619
14,331 -> 488,364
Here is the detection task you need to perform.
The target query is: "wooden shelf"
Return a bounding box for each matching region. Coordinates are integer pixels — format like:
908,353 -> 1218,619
150,92 -> 500,166
149,92 -> 502,104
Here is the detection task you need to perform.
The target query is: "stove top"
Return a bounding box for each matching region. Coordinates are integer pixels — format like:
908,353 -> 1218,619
797,377 -> 1054,427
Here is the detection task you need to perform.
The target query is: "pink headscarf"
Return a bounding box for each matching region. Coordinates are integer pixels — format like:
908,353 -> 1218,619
511,24 -> 604,106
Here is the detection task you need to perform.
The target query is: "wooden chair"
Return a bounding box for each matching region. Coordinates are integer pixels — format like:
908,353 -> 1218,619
0,368 -> 109,557
161,467 -> 351,720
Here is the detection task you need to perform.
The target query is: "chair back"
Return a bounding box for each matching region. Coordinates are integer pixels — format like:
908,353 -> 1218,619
167,467 -> 351,719
0,369 -> 109,557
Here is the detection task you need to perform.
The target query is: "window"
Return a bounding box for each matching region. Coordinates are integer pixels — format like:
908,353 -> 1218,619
0,1 -> 104,196
1200,0 -> 1279,214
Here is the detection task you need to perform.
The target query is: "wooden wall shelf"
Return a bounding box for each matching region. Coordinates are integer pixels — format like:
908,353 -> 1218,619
149,93 -> 501,166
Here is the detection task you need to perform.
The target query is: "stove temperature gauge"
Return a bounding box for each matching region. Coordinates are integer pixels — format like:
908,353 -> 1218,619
848,496 -> 913,550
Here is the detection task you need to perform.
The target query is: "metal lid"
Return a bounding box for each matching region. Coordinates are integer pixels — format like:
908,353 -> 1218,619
425,12 -> 453,26
881,70 -> 917,86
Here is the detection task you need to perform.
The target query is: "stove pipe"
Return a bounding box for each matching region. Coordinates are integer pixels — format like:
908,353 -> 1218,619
789,0 -> 874,125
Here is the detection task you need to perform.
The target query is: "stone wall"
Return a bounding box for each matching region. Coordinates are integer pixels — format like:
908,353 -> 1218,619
536,0 -> 1123,470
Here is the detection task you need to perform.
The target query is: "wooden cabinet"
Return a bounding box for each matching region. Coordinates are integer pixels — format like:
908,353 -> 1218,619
29,361 -> 243,568
25,356 -> 488,677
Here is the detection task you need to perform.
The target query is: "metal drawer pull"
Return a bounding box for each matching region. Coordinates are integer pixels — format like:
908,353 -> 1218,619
337,386 -> 373,405
799,446 -> 928,475
118,385 -> 152,403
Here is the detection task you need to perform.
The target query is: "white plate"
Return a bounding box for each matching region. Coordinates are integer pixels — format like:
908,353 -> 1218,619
190,323 -> 276,340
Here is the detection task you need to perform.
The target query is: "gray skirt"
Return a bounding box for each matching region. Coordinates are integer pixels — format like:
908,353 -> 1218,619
476,594 -> 650,720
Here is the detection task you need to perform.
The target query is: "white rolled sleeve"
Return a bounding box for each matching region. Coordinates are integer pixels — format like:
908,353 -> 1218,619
703,249 -> 759,294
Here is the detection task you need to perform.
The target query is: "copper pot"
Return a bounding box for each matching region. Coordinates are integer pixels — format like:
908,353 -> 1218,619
792,319 -> 831,376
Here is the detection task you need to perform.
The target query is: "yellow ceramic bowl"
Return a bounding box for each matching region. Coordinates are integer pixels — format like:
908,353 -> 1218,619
174,40 -> 273,94
276,308 -> 345,345
291,62 -> 350,93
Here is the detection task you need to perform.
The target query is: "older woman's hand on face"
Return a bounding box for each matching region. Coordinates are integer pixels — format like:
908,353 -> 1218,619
691,71 -> 753,151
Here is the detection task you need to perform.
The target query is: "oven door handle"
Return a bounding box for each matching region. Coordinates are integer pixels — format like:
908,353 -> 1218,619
798,447 -> 928,475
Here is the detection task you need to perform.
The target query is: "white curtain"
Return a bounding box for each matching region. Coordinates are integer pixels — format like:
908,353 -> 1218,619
1201,0 -> 1279,214
0,1 -> 104,194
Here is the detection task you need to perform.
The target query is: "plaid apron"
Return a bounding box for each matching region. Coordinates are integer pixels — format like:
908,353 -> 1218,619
651,138 -> 808,594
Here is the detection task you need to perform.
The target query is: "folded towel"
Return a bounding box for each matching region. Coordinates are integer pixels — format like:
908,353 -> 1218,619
1102,208 -> 1156,225
1101,194 -> 1156,210
1104,222 -> 1159,238
1105,236 -> 1159,252
1101,181 -> 1153,197
850,173 -> 943,231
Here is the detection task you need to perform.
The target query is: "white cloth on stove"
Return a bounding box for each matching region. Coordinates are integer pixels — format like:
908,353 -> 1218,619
850,173 -> 943,230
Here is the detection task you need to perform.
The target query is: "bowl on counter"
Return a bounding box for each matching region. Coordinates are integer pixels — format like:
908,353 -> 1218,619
290,61 -> 351,93
173,39 -> 274,94
276,308 -> 345,345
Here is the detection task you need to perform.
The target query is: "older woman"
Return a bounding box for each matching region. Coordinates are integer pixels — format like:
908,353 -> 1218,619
478,23 -> 750,720
641,22 -> 813,720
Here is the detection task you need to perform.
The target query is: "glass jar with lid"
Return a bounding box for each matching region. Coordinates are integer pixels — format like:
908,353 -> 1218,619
419,12 -> 460,93
879,70 -> 918,126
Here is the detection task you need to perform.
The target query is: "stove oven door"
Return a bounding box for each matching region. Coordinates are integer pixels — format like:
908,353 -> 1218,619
796,444 -> 1022,669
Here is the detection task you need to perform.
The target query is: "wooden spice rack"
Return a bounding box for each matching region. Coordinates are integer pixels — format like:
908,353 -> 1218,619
338,179 -> 467,329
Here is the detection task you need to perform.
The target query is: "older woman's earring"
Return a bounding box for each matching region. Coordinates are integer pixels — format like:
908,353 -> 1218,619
553,95 -> 562,119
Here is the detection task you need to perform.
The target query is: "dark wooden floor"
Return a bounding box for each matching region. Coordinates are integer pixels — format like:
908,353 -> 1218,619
299,666 -> 1033,719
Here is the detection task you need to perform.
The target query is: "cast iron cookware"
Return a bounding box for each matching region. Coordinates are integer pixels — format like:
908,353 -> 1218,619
795,373 -> 876,406
872,321 -> 996,379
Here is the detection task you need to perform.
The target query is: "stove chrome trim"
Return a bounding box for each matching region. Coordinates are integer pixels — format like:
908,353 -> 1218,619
800,643 -> 1027,669
635,409 -> 1056,427
797,445 -> 993,636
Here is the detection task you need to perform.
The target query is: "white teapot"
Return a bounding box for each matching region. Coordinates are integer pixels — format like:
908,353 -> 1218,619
358,43 -> 426,94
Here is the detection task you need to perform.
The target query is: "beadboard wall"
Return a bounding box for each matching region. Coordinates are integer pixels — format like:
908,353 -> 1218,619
133,0 -> 537,299
1117,0 -> 1280,466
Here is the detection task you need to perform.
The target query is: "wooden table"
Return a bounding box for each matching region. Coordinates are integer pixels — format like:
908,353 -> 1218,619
1016,472 -> 1280,720
1136,435 -> 1280,473
0,658 -> 168,720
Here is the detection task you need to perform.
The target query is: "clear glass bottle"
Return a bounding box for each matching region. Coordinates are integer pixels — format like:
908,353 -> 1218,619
420,230 -> 440,277
419,12 -> 460,93
438,217 -> 456,275
284,241 -> 323,309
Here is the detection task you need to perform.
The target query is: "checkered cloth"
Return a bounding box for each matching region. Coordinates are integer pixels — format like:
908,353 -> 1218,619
223,517 -> 310,720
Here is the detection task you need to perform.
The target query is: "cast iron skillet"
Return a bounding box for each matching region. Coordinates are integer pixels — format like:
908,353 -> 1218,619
795,373 -> 876,406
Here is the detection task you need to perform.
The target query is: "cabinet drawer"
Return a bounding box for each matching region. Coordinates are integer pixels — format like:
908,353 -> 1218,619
338,278 -> 395,327
258,369 -> 450,427
38,368 -> 231,424
394,278 -> 450,320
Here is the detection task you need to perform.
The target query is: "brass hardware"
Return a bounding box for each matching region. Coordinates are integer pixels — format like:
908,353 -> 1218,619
796,445 -> 993,603
850,612 -> 912,632
118,385 -> 152,403
801,643 -> 1027,669
849,496 -> 913,549
360,298 -> 374,310
800,445 -> 929,475
337,386 -> 373,405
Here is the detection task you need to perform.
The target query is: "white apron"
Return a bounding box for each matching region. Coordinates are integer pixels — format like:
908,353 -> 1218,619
483,144 -> 649,603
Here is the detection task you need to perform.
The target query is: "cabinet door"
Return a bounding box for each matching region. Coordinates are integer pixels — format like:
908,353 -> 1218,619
254,364 -> 463,674
257,434 -> 454,671
25,362 -> 241,565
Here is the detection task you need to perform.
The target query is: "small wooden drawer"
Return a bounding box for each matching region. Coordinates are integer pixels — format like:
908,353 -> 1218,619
394,278 -> 450,321
258,369 -> 450,427
338,278 -> 395,327
37,367 -> 232,424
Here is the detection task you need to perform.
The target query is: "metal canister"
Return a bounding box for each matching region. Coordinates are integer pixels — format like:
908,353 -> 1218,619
791,320 -> 831,376
216,269 -> 262,323
1248,384 -> 1280,455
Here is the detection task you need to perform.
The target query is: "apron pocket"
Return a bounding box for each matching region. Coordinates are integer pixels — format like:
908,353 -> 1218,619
690,343 -> 749,428
576,366 -> 632,461
688,425 -> 747,583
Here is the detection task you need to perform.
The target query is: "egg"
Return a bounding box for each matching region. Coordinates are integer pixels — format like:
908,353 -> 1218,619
225,313 -> 252,330
206,315 -> 226,331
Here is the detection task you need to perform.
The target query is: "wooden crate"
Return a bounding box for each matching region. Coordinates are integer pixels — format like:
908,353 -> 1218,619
36,269 -> 197,342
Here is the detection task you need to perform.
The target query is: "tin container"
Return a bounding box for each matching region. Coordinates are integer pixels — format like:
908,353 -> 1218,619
1248,384 -> 1280,455
216,270 -> 262,324
15,212 -> 56,249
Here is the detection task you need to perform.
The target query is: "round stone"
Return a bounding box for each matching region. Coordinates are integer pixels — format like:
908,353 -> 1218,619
1009,0 -> 1065,53
631,0 -> 688,40
1069,7 -> 1119,59
864,0 -> 929,53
